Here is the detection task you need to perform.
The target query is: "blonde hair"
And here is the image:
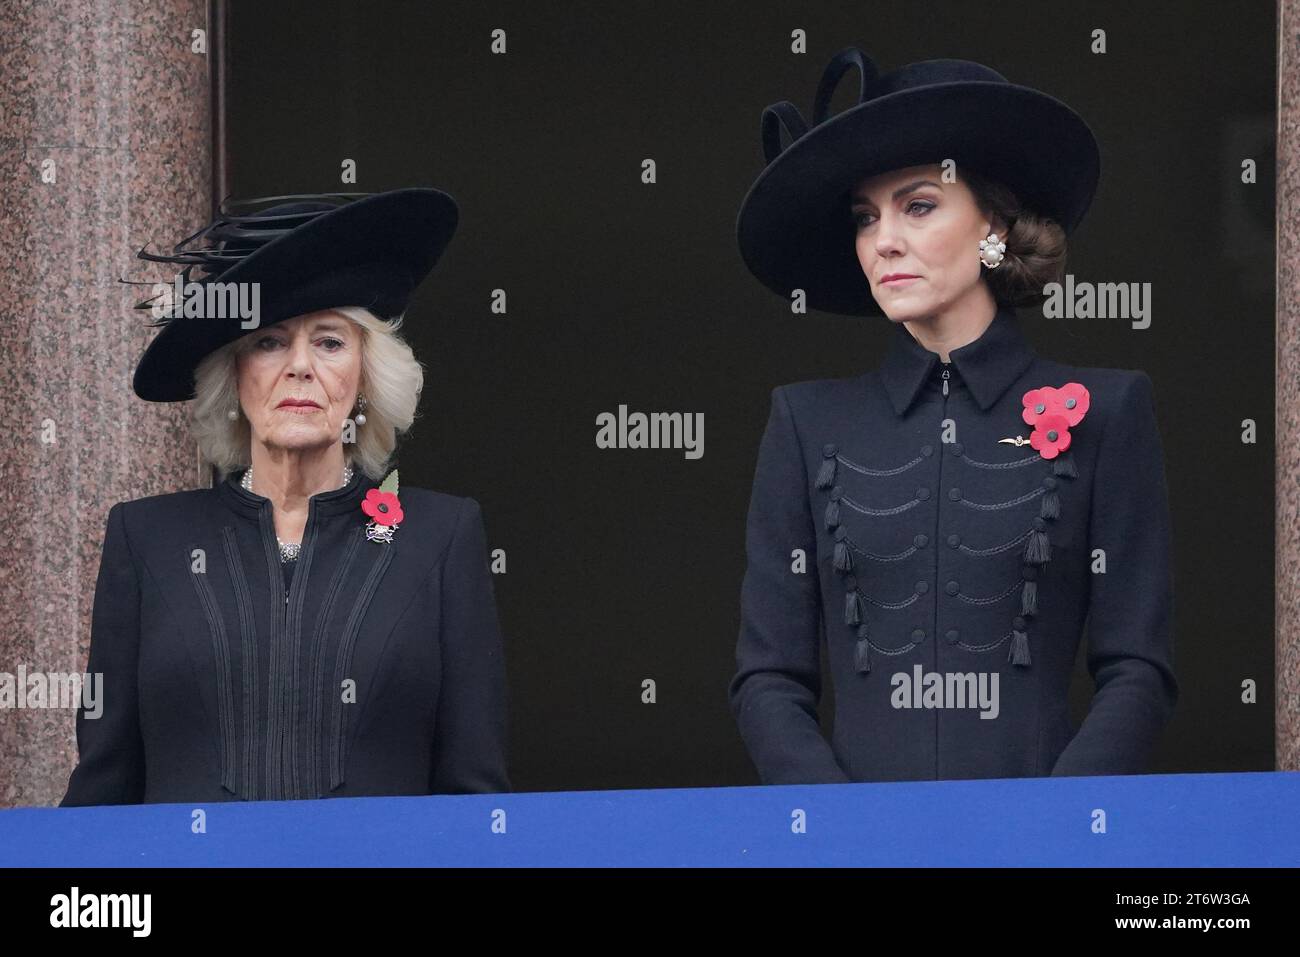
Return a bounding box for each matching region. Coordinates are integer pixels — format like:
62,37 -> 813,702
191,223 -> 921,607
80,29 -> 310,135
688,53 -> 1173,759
192,306 -> 425,481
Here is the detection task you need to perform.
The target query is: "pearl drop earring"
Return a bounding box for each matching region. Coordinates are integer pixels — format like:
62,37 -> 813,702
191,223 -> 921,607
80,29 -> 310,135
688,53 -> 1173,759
354,393 -> 368,426
227,407 -> 239,421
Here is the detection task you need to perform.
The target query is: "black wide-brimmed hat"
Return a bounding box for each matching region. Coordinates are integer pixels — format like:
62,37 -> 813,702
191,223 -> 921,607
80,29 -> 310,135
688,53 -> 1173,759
736,47 -> 1101,317
128,188 -> 458,402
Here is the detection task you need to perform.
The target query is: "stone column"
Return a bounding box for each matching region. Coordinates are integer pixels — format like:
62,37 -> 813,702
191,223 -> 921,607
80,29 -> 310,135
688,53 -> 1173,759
0,0 -> 213,806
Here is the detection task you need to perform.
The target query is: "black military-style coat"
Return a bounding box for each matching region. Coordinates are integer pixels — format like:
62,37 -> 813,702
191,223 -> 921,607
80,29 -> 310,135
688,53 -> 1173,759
60,468 -> 510,806
729,304 -> 1178,784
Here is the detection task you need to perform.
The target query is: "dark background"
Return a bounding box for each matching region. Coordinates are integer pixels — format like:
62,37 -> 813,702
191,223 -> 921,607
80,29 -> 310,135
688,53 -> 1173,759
225,0 -> 1277,791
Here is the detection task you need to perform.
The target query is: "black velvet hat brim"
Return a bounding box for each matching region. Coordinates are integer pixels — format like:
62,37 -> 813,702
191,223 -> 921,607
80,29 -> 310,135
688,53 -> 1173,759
735,82 -> 1100,317
131,188 -> 458,402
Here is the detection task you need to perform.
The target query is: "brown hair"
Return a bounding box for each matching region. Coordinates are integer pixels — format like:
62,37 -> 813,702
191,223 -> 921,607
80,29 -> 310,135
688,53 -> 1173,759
961,166 -> 1068,307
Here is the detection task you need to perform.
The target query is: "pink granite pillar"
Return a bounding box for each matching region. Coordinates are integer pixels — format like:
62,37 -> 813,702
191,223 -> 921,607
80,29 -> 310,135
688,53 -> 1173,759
0,0 -> 213,806
1280,0 -> 1300,771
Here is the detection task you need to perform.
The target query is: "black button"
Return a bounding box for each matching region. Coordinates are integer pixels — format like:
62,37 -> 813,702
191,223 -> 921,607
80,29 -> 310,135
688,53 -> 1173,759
917,487 -> 930,500
1022,566 -> 1038,581
945,580 -> 959,596
830,487 -> 842,501
950,442 -> 964,456
945,629 -> 959,644
1013,616 -> 1026,630
845,574 -> 858,589
921,444 -> 933,456
948,488 -> 961,501
947,534 -> 960,547
1043,476 -> 1058,490
914,533 -> 929,547
823,443 -> 837,457
915,581 -> 929,594
911,628 -> 925,642
833,527 -> 847,541
1033,517 -> 1047,531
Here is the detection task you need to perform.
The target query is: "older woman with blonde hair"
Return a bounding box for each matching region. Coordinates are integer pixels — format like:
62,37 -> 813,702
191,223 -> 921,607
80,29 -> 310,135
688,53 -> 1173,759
61,190 -> 510,805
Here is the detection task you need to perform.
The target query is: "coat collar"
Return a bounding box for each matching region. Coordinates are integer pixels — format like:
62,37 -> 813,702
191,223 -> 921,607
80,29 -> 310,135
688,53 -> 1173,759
878,303 -> 1036,416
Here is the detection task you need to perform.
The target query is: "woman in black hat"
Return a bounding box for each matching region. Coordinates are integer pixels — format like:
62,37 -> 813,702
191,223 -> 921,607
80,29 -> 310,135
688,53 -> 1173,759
729,50 -> 1177,783
61,190 -> 510,804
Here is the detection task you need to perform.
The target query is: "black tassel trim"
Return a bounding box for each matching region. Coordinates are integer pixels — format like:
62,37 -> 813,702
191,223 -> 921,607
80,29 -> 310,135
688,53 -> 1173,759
1008,629 -> 1031,667
1024,530 -> 1051,564
833,540 -> 852,571
1007,458 -> 1075,671
1053,451 -> 1077,478
815,448 -> 837,489
1040,488 -> 1059,520
854,630 -> 872,674
824,496 -> 840,530
844,589 -> 862,626
1020,578 -> 1037,616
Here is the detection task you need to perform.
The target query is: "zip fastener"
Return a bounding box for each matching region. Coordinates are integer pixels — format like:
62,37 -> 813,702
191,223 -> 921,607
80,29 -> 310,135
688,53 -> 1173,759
259,499 -> 316,800
941,363 -> 951,396
283,499 -> 317,798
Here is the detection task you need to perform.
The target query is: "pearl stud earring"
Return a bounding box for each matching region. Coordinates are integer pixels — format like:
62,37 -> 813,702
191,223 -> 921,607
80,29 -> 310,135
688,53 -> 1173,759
978,232 -> 1006,269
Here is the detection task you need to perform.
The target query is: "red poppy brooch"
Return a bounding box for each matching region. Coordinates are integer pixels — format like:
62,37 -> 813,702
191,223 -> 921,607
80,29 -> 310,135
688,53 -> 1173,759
361,469 -> 403,543
1006,383 -> 1091,459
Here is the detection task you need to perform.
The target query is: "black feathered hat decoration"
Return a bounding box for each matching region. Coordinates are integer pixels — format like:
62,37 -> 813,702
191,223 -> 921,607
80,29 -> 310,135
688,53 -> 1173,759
125,188 -> 458,402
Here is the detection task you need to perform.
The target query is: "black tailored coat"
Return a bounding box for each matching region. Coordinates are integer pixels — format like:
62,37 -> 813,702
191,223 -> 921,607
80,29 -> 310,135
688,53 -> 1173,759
729,304 -> 1178,784
60,468 -> 510,806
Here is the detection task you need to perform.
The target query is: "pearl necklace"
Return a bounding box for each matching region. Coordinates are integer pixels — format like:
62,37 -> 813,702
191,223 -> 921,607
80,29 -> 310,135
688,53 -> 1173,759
240,464 -> 354,563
